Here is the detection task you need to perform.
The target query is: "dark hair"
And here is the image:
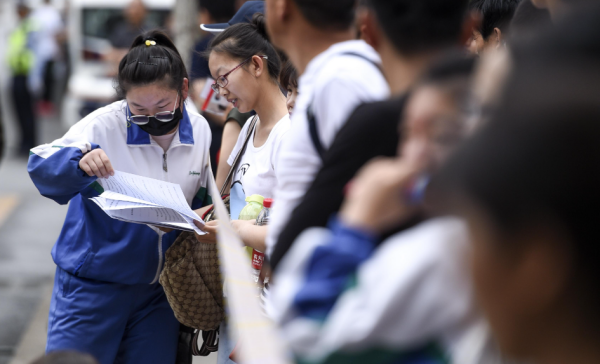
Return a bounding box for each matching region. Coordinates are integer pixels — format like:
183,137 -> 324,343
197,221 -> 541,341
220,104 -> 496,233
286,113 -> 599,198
422,52 -> 476,85
31,351 -> 99,364
292,0 -> 357,31
199,0 -> 236,23
469,0 -> 521,39
434,66 -> 600,323
509,0 -> 551,37
368,0 -> 469,55
206,13 -> 281,82
116,30 -> 188,99
280,59 -> 298,90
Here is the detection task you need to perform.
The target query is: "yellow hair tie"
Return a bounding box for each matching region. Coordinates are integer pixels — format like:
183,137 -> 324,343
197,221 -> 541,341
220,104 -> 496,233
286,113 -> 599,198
145,40 -> 156,47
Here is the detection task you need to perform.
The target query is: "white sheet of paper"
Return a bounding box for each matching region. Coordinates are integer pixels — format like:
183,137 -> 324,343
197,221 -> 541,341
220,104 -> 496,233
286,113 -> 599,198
93,171 -> 206,234
209,177 -> 290,364
99,191 -> 162,208
98,171 -> 202,222
91,196 -> 159,210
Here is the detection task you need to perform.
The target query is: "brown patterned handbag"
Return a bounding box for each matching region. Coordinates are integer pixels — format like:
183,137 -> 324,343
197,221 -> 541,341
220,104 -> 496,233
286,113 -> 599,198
159,116 -> 258,355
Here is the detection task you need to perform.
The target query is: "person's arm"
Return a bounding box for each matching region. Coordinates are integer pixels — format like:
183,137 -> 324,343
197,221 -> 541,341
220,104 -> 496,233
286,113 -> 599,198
215,120 -> 242,192
28,120 -> 109,204
271,153 -> 471,364
231,220 -> 267,252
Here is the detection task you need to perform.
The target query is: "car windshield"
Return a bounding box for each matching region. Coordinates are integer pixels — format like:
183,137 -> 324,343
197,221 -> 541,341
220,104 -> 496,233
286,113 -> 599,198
81,8 -> 170,60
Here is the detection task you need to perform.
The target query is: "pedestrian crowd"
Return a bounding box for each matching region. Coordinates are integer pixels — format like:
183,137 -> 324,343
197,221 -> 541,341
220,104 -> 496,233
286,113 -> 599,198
19,0 -> 600,363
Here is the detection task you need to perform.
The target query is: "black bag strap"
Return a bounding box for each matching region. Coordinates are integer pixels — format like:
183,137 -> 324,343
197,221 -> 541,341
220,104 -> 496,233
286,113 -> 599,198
306,52 -> 384,160
191,327 -> 220,356
219,115 -> 258,196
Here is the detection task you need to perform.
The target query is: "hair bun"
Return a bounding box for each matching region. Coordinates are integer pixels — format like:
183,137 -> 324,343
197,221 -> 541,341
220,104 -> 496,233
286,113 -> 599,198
251,13 -> 270,41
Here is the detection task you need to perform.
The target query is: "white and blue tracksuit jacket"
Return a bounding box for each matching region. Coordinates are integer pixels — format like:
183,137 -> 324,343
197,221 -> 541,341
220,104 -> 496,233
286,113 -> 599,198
28,100 -> 213,285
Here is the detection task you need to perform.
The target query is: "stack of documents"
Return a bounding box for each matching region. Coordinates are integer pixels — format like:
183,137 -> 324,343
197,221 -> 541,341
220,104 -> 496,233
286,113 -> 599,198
90,171 -> 205,234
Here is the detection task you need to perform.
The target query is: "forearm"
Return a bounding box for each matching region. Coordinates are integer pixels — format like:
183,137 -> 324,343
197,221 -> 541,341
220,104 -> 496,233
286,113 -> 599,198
238,224 -> 268,252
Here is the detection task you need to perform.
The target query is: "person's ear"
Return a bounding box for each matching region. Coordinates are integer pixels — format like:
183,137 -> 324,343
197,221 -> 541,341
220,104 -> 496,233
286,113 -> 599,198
359,8 -> 381,49
181,78 -> 189,102
275,0 -> 291,22
251,56 -> 265,78
493,27 -> 503,48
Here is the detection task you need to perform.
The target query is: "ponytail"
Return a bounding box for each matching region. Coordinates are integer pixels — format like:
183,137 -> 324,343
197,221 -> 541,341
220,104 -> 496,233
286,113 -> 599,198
116,30 -> 188,98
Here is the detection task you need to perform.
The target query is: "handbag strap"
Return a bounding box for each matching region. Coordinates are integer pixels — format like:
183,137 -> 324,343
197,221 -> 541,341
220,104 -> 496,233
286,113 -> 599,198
219,115 -> 259,196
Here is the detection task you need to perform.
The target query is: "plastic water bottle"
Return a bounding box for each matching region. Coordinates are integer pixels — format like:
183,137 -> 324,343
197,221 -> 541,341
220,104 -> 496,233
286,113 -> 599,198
251,249 -> 265,287
250,199 -> 272,290
256,198 -> 272,226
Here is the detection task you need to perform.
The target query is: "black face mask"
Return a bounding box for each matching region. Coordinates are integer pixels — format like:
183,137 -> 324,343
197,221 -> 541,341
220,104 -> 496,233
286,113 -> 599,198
139,107 -> 184,136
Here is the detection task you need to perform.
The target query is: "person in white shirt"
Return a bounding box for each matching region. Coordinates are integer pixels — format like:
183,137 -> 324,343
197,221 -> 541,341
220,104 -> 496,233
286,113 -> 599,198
199,13 -> 290,256
198,13 -> 290,364
263,0 -> 390,256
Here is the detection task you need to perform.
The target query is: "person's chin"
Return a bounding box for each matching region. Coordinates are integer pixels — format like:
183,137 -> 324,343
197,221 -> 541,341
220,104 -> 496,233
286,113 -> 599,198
237,103 -> 250,113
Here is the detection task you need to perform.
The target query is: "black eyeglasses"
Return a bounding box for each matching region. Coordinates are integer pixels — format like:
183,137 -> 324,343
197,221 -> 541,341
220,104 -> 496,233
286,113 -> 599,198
211,56 -> 269,93
128,94 -> 180,125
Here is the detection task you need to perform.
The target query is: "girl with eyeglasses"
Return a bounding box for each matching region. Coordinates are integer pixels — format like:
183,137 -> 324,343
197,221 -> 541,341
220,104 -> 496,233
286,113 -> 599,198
199,13 -> 290,364
27,30 -> 213,364
200,13 -> 289,250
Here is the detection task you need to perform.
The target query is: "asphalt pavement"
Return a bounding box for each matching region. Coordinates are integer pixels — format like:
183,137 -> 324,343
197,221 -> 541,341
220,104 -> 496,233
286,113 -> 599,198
0,111 -> 68,364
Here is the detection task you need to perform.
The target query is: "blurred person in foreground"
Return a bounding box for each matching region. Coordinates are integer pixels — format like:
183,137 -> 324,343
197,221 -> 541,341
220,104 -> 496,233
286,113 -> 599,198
432,6 -> 600,364
263,0 -> 390,258
467,0 -> 521,55
272,55 -> 507,363
269,0 -> 474,271
8,2 -> 38,156
30,351 -> 98,364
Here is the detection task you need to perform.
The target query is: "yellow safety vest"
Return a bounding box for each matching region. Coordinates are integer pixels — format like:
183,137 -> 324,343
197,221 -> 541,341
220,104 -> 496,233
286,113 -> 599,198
7,19 -> 36,75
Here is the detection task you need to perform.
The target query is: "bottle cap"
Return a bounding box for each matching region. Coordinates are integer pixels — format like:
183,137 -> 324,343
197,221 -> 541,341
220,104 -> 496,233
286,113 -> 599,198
263,198 -> 273,208
245,194 -> 265,205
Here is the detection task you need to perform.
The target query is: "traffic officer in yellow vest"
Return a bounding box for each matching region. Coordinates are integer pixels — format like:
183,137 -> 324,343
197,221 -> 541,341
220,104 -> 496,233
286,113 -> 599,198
8,2 -> 38,156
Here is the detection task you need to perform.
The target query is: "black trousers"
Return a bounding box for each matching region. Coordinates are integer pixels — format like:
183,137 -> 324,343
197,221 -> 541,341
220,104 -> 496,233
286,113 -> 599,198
42,60 -> 55,103
11,75 -> 37,153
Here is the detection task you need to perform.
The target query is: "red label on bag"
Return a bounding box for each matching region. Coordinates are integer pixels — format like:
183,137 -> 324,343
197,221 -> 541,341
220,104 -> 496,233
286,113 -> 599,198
252,250 -> 264,270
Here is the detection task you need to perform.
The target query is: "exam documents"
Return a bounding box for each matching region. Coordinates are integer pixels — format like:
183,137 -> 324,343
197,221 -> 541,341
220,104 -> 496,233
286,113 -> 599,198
90,171 -> 205,234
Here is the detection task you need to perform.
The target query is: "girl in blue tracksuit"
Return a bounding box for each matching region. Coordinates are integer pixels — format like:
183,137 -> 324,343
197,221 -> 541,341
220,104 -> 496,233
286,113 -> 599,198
28,30 -> 213,364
